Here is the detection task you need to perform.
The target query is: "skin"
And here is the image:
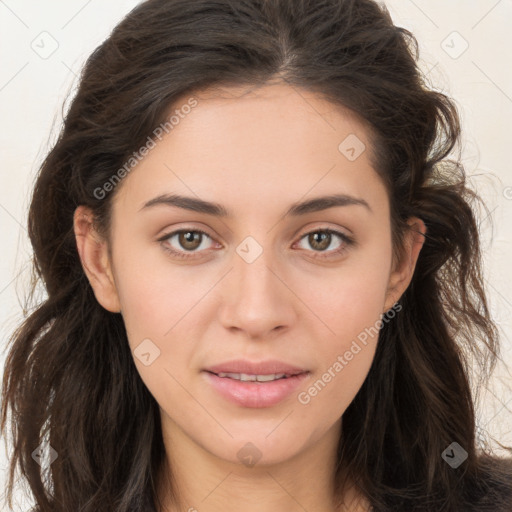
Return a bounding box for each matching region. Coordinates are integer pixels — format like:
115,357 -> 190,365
74,82 -> 426,512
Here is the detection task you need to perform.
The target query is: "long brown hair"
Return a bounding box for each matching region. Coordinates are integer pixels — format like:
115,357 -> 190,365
2,0 -> 511,511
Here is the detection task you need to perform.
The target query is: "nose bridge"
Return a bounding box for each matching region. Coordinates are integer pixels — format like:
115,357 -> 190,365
236,236 -> 277,293
233,233 -> 284,306
218,233 -> 296,337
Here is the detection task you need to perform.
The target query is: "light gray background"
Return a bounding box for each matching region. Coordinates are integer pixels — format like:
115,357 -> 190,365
1,1 -> 511,510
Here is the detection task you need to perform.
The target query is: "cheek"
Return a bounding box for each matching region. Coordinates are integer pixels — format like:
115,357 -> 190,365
297,247 -> 391,403
296,283 -> 384,418
111,244 -> 209,386
303,253 -> 391,342
301,344 -> 375,418
111,240 -> 193,338
112,253 -> 199,403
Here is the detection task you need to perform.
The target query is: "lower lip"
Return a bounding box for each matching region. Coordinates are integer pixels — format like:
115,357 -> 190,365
203,371 -> 310,408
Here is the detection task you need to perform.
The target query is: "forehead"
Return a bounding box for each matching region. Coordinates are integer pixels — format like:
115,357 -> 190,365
178,81 -> 371,138
112,82 -> 388,218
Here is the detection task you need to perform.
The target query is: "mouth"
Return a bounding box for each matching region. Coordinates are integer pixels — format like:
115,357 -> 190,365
202,365 -> 310,408
203,359 -> 309,377
205,371 -> 306,382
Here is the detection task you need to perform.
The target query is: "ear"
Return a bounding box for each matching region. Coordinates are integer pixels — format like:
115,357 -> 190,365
383,217 -> 427,313
73,205 -> 121,313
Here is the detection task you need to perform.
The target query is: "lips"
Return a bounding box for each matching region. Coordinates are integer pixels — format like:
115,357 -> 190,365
204,359 -> 308,377
202,359 -> 310,408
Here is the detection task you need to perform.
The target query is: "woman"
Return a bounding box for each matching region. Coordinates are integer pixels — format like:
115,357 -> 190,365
1,0 -> 511,511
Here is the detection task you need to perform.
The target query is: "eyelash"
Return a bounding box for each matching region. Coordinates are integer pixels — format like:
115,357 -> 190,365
157,227 -> 356,260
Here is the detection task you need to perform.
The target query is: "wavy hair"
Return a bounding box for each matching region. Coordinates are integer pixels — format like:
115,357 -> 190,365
2,0 -> 511,511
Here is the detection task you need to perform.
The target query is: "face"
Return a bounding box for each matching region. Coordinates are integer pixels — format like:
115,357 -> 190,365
76,82 -> 424,469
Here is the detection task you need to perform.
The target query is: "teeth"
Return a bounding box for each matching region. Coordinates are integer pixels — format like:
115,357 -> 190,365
216,372 -> 287,382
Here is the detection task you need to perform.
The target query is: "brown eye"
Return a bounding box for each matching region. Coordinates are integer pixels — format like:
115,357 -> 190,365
178,231 -> 203,251
295,228 -> 355,258
307,232 -> 332,251
158,229 -> 215,259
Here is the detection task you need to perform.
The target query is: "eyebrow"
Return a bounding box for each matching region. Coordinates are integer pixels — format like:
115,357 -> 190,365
140,193 -> 372,217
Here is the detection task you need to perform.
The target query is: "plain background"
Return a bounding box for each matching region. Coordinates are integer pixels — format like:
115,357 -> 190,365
1,1 -> 511,510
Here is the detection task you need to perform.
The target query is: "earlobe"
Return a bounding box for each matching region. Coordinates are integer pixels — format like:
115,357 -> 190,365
383,217 -> 427,313
73,206 -> 121,313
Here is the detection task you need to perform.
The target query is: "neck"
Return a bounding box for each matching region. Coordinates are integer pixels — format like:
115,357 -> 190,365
154,414 -> 369,512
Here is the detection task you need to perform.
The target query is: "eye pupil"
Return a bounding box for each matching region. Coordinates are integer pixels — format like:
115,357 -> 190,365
309,232 -> 330,251
180,231 -> 201,250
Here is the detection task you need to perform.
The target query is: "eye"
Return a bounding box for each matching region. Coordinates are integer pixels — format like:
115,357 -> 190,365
294,228 -> 355,259
158,229 -> 216,259
157,226 -> 355,260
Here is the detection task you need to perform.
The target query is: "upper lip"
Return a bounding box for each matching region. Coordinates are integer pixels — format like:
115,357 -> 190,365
204,359 -> 309,376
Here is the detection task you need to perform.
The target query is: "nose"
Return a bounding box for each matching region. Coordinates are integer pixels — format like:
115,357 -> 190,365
218,243 -> 298,340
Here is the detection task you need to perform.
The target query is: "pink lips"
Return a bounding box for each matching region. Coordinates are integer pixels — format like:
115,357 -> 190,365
202,359 -> 310,408
204,359 -> 308,376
